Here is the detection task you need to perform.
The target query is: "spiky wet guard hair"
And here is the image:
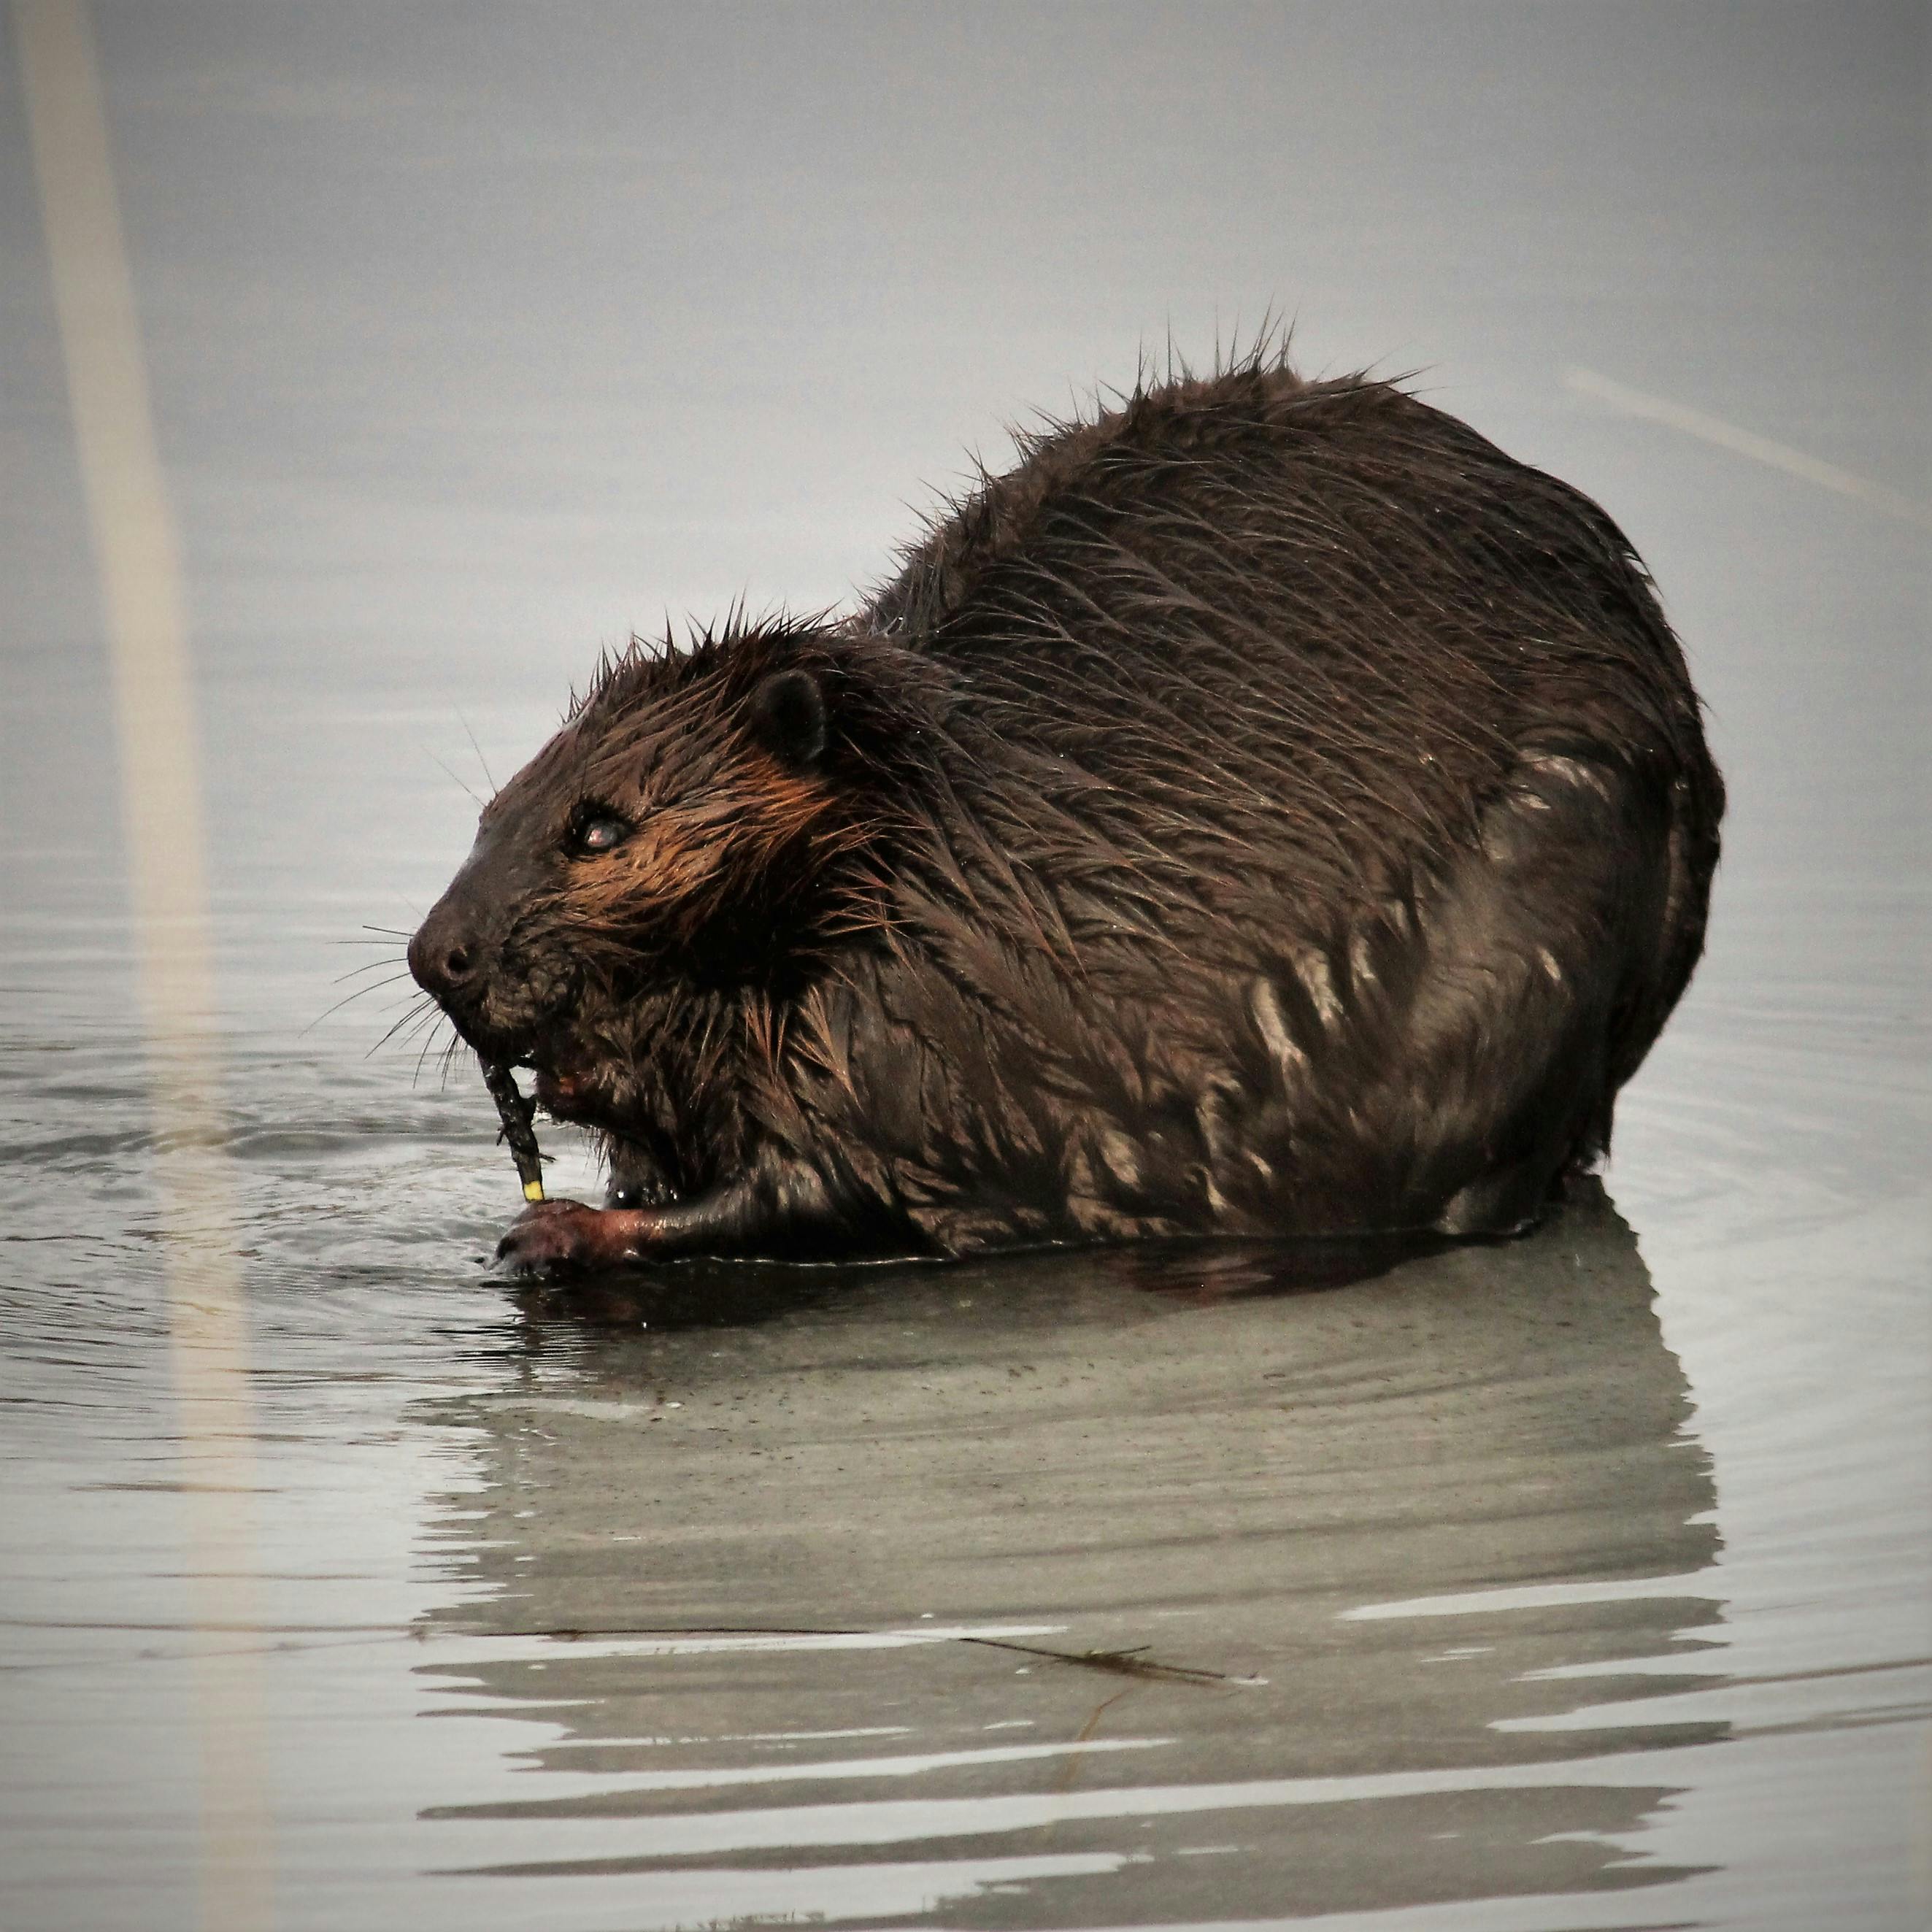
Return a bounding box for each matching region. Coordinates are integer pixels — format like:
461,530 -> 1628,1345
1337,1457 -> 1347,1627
502,614 -> 955,969
864,342 -> 1707,928
566,612 -> 944,763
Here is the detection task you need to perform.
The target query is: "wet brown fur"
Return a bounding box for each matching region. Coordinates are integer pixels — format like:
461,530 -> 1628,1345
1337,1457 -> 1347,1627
409,350 -> 1723,1266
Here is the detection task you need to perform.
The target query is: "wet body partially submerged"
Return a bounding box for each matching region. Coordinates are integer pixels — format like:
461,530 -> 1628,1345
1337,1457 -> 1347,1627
407,358 -> 1723,1271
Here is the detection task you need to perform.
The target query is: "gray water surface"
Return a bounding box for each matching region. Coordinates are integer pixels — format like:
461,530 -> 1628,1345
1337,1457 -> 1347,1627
2,5 -> 1927,1928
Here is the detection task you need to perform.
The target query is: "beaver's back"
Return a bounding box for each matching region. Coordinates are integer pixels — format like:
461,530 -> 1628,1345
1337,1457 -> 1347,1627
870,363 -> 1714,923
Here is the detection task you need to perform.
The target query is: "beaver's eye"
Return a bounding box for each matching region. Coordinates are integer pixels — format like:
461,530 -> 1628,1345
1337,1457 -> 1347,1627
567,812 -> 630,858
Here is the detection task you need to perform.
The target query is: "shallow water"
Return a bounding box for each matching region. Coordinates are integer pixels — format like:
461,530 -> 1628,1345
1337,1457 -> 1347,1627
4,850 -> 1925,1931
2,6 -> 1928,1929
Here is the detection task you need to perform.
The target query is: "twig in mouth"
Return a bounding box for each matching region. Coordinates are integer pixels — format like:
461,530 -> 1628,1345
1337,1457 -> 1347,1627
483,1062 -> 546,1202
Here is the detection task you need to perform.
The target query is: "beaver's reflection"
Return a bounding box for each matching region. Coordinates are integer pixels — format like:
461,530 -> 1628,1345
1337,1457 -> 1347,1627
503,1213 -> 1461,1332
417,1179 -> 1723,1925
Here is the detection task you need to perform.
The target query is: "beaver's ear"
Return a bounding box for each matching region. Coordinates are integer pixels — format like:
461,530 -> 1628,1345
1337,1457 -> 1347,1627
746,669 -> 829,769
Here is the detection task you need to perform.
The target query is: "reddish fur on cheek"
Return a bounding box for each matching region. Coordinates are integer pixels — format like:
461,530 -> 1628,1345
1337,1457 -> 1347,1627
550,734 -> 880,952
740,762 -> 839,856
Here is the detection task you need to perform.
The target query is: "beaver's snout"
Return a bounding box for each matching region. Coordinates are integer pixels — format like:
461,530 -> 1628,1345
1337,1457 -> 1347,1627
407,888 -> 487,1003
409,828 -> 587,1071
409,878 -> 524,1059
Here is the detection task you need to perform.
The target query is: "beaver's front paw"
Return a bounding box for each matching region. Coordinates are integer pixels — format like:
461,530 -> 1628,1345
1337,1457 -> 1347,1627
494,1198 -> 634,1277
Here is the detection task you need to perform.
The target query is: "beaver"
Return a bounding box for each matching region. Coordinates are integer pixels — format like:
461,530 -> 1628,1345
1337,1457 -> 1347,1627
407,355 -> 1723,1272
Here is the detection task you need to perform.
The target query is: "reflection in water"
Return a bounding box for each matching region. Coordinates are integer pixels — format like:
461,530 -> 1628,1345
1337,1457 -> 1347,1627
415,1179 -> 1723,1925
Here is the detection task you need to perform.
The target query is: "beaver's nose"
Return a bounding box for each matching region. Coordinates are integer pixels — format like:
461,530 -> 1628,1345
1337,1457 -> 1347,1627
408,898 -> 481,1003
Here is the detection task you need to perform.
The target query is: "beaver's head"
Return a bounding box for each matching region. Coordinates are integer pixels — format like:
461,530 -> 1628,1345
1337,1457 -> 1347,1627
407,620 -> 938,1130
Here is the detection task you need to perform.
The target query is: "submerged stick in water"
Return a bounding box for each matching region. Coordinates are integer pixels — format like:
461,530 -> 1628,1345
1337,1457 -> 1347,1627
482,1063 -> 544,1202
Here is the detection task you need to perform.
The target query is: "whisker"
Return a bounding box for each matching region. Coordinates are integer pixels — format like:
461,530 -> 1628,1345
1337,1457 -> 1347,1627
396,1015 -> 442,1063
424,745 -> 483,809
458,710 -> 499,798
436,1033 -> 469,1091
331,958 -> 407,985
369,995 -> 437,1059
398,1023 -> 445,1081
412,1015 -> 457,1087
301,973 -> 415,1038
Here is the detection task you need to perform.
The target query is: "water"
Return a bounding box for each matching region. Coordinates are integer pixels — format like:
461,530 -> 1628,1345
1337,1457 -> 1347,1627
2,5 -> 1927,1928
